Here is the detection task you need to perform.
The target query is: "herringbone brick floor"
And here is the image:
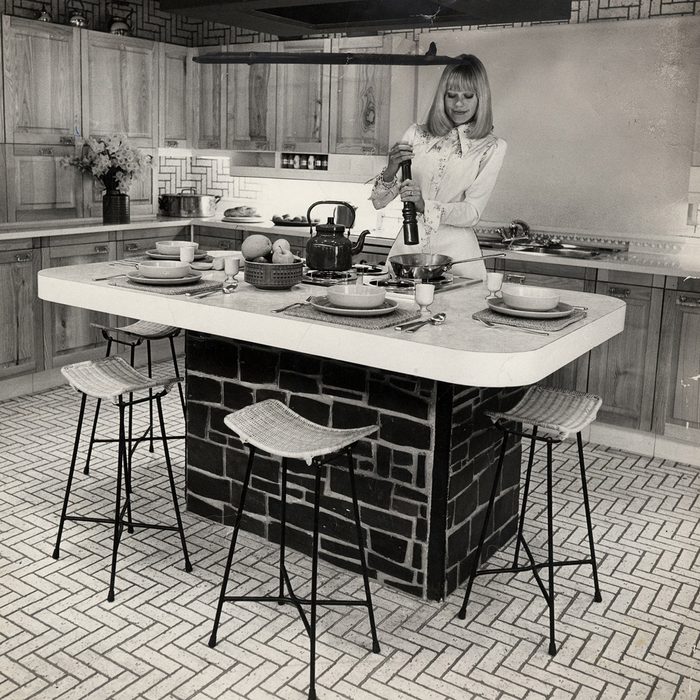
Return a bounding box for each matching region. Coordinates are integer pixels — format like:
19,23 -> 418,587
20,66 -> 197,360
0,366 -> 698,699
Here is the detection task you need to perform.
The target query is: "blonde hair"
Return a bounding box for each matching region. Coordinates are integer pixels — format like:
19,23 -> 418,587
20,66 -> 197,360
426,55 -> 494,139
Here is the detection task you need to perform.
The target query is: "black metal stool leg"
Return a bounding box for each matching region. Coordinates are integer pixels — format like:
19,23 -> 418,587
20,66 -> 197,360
308,466 -> 323,700
147,340 -> 154,453
156,396 -> 192,573
84,338 -> 113,475
126,345 -> 136,501
168,334 -> 187,424
53,393 -> 87,559
209,446 -> 257,648
513,427 -> 537,567
279,457 -> 288,603
346,448 -> 380,653
458,430 -> 509,620
577,432 -> 602,603
108,401 -> 127,602
546,438 -> 556,656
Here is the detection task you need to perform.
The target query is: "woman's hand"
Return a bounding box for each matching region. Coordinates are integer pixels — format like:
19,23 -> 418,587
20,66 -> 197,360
384,142 -> 414,182
399,179 -> 425,213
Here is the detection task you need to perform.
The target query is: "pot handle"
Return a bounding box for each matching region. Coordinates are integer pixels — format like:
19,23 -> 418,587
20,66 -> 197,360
445,252 -> 507,268
214,195 -> 222,203
306,200 -> 356,231
179,187 -> 197,194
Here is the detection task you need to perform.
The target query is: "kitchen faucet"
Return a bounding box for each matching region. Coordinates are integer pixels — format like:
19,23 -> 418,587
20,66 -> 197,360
500,219 -> 531,247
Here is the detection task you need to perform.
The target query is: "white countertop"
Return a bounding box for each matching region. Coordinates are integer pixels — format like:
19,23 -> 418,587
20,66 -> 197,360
38,261 -> 626,388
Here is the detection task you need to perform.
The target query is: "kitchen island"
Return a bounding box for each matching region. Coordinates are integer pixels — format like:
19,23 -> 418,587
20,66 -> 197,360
38,263 -> 625,600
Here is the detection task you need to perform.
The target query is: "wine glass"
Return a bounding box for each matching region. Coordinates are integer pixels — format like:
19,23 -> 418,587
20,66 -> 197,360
485,272 -> 504,300
222,256 -> 239,294
414,282 -> 435,315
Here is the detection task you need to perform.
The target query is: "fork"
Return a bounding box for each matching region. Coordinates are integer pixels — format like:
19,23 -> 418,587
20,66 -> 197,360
477,317 -> 550,336
272,297 -> 312,313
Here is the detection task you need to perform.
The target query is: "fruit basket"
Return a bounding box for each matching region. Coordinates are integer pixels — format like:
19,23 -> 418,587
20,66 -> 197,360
244,260 -> 303,289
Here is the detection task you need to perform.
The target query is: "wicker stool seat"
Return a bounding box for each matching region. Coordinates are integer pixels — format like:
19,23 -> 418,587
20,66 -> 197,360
53,356 -> 192,602
459,385 -> 603,656
210,399 -> 381,700
84,322 -> 186,475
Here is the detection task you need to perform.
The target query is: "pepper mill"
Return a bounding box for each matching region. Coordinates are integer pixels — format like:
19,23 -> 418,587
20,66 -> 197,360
401,161 -> 419,246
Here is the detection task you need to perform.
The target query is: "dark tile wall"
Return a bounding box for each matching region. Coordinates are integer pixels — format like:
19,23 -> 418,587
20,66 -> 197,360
186,331 -> 524,600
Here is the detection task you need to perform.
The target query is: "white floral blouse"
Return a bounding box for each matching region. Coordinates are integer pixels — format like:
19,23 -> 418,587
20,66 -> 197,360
370,123 -> 507,280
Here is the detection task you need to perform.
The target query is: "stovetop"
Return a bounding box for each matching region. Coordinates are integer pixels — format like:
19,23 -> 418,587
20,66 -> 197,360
367,274 -> 457,295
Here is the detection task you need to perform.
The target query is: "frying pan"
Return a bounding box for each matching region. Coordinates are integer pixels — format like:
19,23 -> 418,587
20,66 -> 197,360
388,252 -> 505,280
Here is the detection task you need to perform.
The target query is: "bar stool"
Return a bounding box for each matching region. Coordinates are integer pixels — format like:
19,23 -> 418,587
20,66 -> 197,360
208,399 -> 381,700
458,385 -> 603,656
84,321 -> 186,474
53,356 -> 192,602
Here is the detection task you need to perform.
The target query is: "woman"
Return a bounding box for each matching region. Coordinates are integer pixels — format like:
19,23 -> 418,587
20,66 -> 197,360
371,55 -> 506,281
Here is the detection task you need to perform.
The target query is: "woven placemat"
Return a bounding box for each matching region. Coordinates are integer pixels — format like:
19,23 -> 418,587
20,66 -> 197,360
109,276 -> 223,295
472,307 -> 586,331
284,298 -> 421,329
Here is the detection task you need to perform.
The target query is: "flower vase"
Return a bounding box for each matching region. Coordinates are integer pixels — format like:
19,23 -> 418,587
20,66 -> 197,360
102,190 -> 130,225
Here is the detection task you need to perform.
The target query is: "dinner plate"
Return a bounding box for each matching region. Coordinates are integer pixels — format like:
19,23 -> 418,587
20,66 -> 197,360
222,216 -> 266,223
272,219 -> 319,227
146,249 -> 207,260
126,270 -> 203,286
310,296 -> 398,317
488,298 -> 574,319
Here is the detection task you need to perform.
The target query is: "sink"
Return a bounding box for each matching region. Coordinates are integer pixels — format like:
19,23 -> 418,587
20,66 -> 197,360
511,245 -> 602,259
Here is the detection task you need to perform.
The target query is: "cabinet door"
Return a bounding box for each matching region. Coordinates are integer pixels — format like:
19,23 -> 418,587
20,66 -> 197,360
192,48 -> 224,149
276,39 -> 330,153
5,144 -> 83,221
2,16 -> 81,145
118,226 -> 190,258
42,238 -> 116,368
225,42 -> 277,151
588,281 -> 663,431
329,36 -> 415,155
159,43 -> 191,148
81,30 -> 158,147
0,245 -> 42,378
653,289 -> 700,443
503,264 -> 594,392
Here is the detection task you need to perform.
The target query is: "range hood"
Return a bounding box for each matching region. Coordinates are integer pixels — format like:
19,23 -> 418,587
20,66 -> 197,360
160,0 -> 571,38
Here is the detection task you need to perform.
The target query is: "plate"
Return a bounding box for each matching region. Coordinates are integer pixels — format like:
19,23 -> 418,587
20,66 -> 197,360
146,249 -> 207,260
488,298 -> 574,319
190,261 -> 214,270
126,270 -> 203,286
272,219 -> 319,227
310,296 -> 398,317
222,216 -> 266,223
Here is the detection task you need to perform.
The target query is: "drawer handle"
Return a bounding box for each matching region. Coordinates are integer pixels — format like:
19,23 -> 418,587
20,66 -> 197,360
207,140 -> 220,148
59,136 -> 74,145
165,140 -> 179,147
505,273 -> 525,284
677,295 -> 700,308
125,243 -> 140,252
218,241 -> 229,248
94,245 -> 108,254
15,253 -> 31,262
609,287 -> 631,298
282,143 -> 296,151
39,147 -> 54,156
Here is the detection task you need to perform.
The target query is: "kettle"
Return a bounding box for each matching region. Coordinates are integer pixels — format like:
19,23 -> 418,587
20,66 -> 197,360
66,0 -> 88,27
305,200 -> 370,271
109,1 -> 133,35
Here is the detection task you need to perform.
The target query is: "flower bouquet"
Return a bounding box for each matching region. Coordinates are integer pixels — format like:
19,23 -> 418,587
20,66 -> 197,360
63,135 -> 151,224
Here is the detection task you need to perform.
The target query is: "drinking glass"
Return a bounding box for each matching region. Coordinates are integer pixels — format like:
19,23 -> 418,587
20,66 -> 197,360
179,243 -> 197,264
414,282 -> 435,315
485,272 -> 504,300
222,256 -> 240,294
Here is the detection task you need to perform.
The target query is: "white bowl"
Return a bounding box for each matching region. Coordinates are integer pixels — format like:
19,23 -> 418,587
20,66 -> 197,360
138,260 -> 191,279
155,240 -> 199,256
326,284 -> 386,309
501,284 -> 560,311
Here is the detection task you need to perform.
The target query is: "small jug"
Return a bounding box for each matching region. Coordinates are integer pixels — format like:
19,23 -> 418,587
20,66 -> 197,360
109,1 -> 133,36
37,4 -> 53,22
67,0 -> 88,28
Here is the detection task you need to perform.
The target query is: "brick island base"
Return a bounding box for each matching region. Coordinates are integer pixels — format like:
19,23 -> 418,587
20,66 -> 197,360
185,332 -> 525,601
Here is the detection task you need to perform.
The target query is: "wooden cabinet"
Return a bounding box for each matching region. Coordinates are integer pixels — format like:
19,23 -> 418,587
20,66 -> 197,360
192,47 -> 225,150
194,227 -> 242,252
276,39 -> 331,153
588,271 -> 664,431
329,35 -> 416,155
5,144 -> 83,222
502,259 -> 596,392
2,16 -> 81,145
117,226 -> 190,258
0,240 -> 43,379
159,43 -> 191,148
81,30 -> 158,147
41,234 -> 116,368
653,277 -> 700,444
225,42 -> 277,151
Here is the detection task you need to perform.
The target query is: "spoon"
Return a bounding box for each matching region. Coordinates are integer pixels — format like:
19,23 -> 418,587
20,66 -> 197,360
402,312 -> 447,333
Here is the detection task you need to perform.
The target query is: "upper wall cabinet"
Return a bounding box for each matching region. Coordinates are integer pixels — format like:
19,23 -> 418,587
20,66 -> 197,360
225,41 -> 277,151
192,46 -> 225,150
329,36 -> 416,156
81,30 -> 158,148
276,38 -> 330,153
2,16 -> 81,145
159,43 -> 191,148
